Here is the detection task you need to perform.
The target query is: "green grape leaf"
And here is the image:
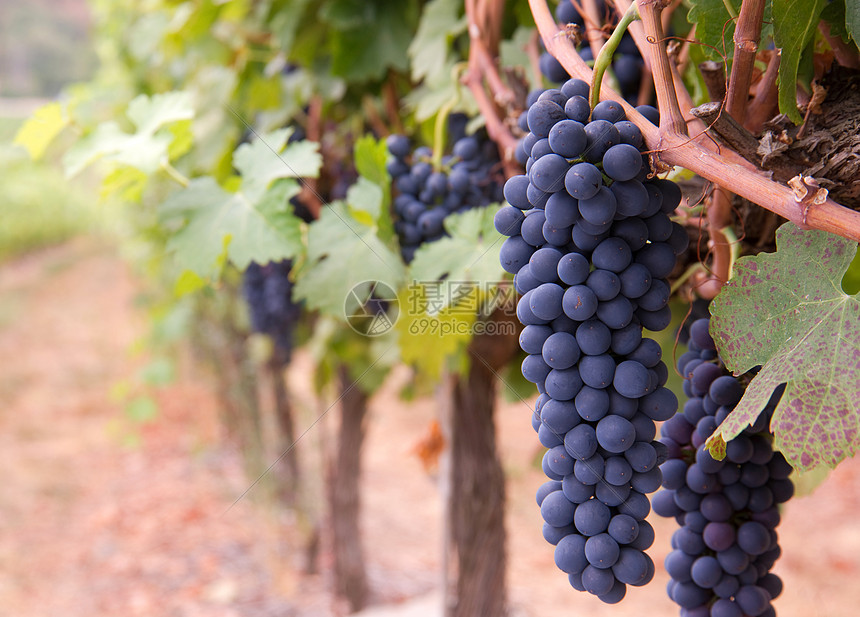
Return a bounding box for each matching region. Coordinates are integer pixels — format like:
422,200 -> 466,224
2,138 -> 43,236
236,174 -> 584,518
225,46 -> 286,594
270,0 -> 314,53
233,128 -> 322,203
408,0 -> 467,83
397,206 -> 511,378
159,131 -> 319,276
347,177 -> 384,226
706,223 -> 860,471
405,72 -> 460,121
843,250 -> 860,294
352,135 -> 394,243
13,102 -> 69,160
293,202 -> 406,317
127,11 -> 170,62
821,0 -> 850,42
773,0 -> 827,123
395,285 -> 476,379
847,0 -> 860,42
125,91 -> 195,136
100,167 -> 147,203
501,27 -> 538,87
322,0 -> 419,81
161,177 -> 305,277
408,206 -> 507,314
687,0 -> 738,60
63,91 -> 194,177
354,135 -> 390,193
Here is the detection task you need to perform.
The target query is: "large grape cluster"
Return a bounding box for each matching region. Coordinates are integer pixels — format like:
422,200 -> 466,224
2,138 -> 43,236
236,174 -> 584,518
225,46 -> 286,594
653,317 -> 793,617
387,128 -> 504,263
540,0 -> 646,104
500,78 -> 689,602
242,260 -> 302,356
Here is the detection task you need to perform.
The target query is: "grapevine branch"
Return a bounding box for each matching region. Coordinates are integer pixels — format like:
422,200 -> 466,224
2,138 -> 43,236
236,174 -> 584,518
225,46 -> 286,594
690,102 -> 761,165
362,96 -> 390,141
469,28 -> 517,106
725,0 -> 766,122
673,26 -> 692,81
698,187 -> 734,298
668,38 -> 706,133
745,50 -> 780,132
609,0 -> 704,130
383,75 -> 406,135
526,31 -> 544,88
661,0 -> 683,35
581,0 -> 610,62
528,0 -> 860,242
699,60 -> 727,102
637,0 -> 688,136
305,96 -> 324,219
636,65 -> 655,106
464,0 -> 520,171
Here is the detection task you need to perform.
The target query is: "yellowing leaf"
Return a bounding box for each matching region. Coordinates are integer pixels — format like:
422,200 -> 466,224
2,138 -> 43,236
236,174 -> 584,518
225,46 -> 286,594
14,102 -> 69,160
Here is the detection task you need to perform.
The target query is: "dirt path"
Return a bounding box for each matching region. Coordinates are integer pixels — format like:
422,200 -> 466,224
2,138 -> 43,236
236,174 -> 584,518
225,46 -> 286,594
1,239 -> 859,617
0,241 -> 302,616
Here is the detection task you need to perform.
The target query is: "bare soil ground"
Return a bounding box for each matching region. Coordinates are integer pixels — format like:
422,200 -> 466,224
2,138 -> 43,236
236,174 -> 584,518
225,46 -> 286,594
1,238 -> 859,617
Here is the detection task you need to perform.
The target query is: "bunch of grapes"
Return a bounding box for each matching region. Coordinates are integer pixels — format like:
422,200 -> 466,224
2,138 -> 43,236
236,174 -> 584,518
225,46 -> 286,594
540,0 -> 646,104
242,260 -> 303,357
514,91 -> 659,168
387,129 -> 505,263
499,78 -> 689,602
653,317 -> 792,617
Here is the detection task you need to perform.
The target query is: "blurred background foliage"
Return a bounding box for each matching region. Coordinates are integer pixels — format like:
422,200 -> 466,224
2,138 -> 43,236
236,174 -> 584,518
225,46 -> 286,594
0,0 -> 99,262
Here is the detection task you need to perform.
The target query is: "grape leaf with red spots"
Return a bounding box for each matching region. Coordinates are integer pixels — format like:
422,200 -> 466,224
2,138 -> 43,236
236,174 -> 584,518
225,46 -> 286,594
706,223 -> 860,471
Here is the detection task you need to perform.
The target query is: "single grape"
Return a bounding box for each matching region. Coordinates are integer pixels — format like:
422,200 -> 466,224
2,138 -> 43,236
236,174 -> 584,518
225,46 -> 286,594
565,162 -> 603,200
603,144 -> 643,181
549,119 -> 588,157
542,331 -> 581,369
528,99 -> 567,137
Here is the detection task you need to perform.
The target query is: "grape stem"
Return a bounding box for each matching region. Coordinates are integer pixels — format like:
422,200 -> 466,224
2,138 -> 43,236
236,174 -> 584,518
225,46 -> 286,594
528,0 -> 860,242
590,2 -> 640,112
606,0 -> 650,72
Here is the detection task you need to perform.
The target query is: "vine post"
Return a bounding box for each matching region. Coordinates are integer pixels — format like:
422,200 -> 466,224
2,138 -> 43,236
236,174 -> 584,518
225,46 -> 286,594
327,364 -> 371,612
